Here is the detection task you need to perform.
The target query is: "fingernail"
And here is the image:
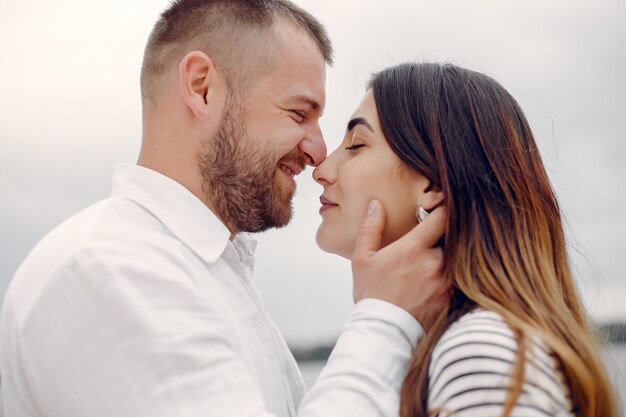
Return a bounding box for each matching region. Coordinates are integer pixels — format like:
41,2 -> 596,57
367,200 -> 378,216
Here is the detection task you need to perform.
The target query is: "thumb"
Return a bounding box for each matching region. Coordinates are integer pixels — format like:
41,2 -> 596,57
352,200 -> 387,261
389,205 -> 446,256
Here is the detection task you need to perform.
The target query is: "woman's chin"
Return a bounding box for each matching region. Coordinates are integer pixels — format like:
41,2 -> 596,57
315,228 -> 352,260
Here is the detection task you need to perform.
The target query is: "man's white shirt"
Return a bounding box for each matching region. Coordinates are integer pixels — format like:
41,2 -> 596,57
1,164 -> 423,417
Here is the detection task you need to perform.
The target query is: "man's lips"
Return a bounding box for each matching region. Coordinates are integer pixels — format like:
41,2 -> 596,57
278,160 -> 305,178
319,195 -> 338,213
276,159 -> 304,195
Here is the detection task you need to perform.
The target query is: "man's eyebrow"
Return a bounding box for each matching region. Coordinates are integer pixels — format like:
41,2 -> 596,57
347,117 -> 374,132
291,95 -> 323,115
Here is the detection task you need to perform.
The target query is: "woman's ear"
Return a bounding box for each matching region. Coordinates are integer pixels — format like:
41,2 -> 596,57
419,180 -> 444,212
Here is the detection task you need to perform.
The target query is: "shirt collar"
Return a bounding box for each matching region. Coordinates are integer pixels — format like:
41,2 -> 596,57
232,234 -> 258,270
111,163 -> 235,264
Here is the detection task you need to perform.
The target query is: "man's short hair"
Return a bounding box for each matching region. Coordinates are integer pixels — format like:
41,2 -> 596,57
140,0 -> 333,114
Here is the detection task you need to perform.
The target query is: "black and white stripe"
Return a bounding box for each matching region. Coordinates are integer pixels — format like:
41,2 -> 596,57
427,309 -> 574,417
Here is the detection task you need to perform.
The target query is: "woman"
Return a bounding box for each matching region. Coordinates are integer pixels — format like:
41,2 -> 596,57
313,62 -> 616,417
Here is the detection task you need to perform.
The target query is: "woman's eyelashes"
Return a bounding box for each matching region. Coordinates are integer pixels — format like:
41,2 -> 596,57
345,144 -> 365,151
345,130 -> 368,152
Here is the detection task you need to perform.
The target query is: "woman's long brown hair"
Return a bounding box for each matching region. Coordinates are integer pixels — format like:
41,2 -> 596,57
369,62 -> 616,417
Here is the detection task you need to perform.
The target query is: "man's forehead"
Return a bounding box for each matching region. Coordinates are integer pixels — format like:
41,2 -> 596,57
244,20 -> 326,115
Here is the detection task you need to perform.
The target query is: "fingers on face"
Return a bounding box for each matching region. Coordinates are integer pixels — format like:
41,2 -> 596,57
399,205 -> 448,253
353,200 -> 387,260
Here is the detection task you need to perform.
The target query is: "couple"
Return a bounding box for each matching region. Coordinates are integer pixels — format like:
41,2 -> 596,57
0,1 -> 616,417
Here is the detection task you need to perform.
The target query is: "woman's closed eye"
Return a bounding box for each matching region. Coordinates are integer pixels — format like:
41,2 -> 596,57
345,144 -> 365,151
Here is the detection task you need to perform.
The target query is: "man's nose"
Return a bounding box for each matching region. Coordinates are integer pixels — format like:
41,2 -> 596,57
299,123 -> 327,167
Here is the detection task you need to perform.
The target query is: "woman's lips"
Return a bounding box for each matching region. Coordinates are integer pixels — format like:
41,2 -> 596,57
319,195 -> 338,214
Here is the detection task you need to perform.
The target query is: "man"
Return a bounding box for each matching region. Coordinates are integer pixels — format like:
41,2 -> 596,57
0,1 -> 447,416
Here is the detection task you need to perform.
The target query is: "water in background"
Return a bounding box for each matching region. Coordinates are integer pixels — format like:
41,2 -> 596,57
299,345 -> 626,416
0,346 -> 624,416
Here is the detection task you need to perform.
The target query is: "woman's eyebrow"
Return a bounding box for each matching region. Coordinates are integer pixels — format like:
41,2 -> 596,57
347,117 -> 374,132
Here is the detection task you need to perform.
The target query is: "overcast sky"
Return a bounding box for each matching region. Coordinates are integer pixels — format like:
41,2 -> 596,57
1,0 -> 625,345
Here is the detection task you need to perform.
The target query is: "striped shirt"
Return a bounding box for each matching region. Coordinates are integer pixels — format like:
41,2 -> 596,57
427,308 -> 575,417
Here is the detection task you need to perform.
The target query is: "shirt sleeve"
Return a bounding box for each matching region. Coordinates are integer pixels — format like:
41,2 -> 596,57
299,298 -> 424,417
426,312 -> 573,417
18,248 -> 424,417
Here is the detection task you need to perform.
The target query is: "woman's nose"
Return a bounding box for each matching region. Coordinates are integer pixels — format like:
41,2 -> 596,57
313,149 -> 339,186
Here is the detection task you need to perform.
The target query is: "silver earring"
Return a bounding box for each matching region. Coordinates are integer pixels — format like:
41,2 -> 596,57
417,206 -> 429,223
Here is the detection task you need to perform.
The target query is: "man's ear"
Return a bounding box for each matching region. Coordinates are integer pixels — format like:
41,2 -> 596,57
420,180 -> 444,211
179,51 -> 223,120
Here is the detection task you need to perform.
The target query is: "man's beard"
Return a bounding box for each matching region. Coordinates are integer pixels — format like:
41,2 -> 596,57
198,96 -> 304,233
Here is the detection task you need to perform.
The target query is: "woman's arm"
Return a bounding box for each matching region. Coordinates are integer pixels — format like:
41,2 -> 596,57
427,309 -> 573,417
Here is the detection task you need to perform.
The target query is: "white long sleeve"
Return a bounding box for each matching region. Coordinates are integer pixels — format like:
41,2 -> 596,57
301,299 -> 422,417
